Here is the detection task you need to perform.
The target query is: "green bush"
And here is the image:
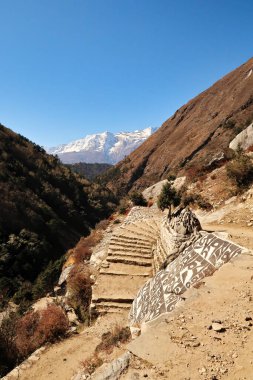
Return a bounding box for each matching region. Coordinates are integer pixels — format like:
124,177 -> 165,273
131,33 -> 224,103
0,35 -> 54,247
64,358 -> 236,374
226,153 -> 253,188
129,191 -> 147,206
157,182 -> 181,211
181,192 -> 212,210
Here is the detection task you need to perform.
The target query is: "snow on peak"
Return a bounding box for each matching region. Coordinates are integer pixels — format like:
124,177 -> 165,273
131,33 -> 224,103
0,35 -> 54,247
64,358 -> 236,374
47,127 -> 155,164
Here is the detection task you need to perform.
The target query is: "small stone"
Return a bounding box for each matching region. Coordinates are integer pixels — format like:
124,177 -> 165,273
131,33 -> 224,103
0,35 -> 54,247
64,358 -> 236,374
212,323 -> 225,332
8,368 -> 21,379
198,367 -> 207,374
29,355 -> 40,362
232,353 -> 238,359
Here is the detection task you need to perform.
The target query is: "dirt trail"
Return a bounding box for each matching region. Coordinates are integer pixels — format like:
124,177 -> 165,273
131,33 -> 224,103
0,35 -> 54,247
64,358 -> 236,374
202,223 -> 253,251
125,252 -> 253,379
17,312 -> 128,380
11,207 -> 253,380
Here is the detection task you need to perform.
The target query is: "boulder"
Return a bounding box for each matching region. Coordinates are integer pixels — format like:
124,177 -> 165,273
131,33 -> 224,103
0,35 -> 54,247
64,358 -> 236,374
229,123 -> 253,151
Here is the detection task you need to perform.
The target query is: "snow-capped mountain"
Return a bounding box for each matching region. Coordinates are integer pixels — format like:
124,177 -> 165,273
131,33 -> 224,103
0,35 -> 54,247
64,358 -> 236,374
47,127 -> 155,164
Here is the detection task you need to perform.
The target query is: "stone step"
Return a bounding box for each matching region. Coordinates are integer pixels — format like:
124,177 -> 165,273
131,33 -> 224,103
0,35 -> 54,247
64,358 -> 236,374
99,262 -> 152,276
108,250 -> 152,259
111,234 -> 155,244
99,270 -> 150,277
108,245 -> 152,255
91,297 -> 134,304
93,302 -> 131,314
106,256 -> 153,267
92,308 -> 128,315
109,243 -> 152,251
120,223 -> 159,236
156,238 -> 167,262
143,219 -> 161,229
117,230 -> 156,241
92,274 -> 150,301
117,221 -> 158,230
109,240 -> 152,249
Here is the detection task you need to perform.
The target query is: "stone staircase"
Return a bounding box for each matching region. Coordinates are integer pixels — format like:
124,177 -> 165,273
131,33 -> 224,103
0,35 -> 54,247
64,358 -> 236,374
153,237 -> 168,272
90,212 -> 162,316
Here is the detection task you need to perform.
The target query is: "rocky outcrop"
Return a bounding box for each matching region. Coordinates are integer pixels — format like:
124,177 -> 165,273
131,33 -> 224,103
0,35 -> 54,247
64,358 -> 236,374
229,122 -> 253,151
142,177 -> 186,203
72,352 -> 131,380
154,207 -> 201,272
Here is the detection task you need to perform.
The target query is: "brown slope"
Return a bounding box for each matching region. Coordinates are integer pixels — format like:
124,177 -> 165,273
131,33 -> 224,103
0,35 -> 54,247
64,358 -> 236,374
106,57 -> 253,194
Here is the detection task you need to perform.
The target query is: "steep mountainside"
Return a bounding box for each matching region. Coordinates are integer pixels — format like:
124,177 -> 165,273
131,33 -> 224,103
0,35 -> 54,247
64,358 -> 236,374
0,124 -> 116,307
104,58 -> 253,195
47,127 -> 155,164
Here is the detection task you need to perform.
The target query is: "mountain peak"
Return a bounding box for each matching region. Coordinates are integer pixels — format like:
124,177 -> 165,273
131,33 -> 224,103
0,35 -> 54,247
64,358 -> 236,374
47,127 -> 155,164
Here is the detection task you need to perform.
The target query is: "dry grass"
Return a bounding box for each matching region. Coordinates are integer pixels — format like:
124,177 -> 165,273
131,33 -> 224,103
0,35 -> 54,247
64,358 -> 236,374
95,325 -> 131,354
95,219 -> 110,230
64,230 -> 103,265
15,304 -> 69,358
81,353 -> 103,375
81,325 -> 131,375
67,264 -> 92,322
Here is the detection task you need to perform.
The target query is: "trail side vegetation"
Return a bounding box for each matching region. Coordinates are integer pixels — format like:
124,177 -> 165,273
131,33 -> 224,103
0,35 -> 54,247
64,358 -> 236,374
66,162 -> 112,181
0,123 -> 117,309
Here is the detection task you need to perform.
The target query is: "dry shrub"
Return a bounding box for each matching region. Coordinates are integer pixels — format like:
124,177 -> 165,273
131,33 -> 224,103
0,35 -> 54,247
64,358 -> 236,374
95,219 -> 110,230
0,313 -> 19,376
108,214 -> 115,221
226,153 -> 253,188
82,353 -> 103,375
95,325 -> 131,354
67,264 -> 92,322
147,200 -> 154,207
73,231 -> 102,263
181,192 -> 212,210
185,164 -> 205,181
15,304 -> 68,358
246,145 -> 253,152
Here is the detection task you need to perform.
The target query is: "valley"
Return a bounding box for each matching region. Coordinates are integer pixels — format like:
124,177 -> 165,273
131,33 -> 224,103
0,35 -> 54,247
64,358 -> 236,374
1,58 -> 253,380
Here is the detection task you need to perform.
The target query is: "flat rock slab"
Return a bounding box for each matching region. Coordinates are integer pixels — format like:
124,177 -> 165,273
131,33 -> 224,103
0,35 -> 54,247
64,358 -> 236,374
127,253 -> 253,379
129,233 -> 243,325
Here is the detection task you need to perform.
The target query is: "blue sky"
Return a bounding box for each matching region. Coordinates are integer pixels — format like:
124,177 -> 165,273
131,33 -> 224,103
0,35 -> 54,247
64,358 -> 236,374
0,0 -> 252,147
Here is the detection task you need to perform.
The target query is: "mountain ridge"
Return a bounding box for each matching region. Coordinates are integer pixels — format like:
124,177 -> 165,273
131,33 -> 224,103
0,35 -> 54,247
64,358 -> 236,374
104,57 -> 253,194
47,127 -> 155,164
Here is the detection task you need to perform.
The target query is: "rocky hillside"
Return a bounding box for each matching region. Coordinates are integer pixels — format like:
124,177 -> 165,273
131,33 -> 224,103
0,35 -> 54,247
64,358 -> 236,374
104,57 -> 253,195
0,124 -> 117,308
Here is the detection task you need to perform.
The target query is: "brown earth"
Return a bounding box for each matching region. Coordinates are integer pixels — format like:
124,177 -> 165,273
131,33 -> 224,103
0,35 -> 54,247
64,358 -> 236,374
105,57 -> 253,195
125,250 -> 253,380
8,188 -> 253,380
